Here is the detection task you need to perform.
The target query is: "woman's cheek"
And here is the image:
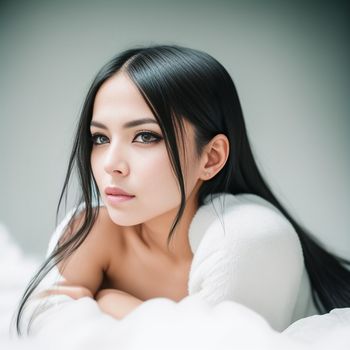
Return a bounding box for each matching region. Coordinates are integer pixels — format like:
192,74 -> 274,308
91,151 -> 104,179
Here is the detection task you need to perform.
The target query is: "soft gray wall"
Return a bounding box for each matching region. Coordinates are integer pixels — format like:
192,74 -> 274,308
1,0 -> 349,259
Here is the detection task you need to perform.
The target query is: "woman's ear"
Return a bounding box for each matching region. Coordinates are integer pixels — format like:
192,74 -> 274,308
200,134 -> 230,180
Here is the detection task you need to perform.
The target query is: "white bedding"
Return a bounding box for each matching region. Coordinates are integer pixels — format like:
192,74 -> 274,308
1,205 -> 350,349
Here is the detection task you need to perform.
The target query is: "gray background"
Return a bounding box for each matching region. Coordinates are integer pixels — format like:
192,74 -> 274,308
1,0 -> 349,260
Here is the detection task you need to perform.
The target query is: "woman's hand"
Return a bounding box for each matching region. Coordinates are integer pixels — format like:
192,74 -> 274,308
34,282 -> 93,300
95,288 -> 143,320
34,284 -> 143,320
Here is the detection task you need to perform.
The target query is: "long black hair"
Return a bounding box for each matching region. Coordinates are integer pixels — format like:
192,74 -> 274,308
13,44 -> 350,336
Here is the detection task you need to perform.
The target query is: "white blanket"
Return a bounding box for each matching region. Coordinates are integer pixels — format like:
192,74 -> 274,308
1,193 -> 350,349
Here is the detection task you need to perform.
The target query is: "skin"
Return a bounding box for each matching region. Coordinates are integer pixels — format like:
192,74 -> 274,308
39,71 -> 230,320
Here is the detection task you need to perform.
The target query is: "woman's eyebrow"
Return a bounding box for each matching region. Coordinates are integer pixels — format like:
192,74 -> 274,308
90,118 -> 158,129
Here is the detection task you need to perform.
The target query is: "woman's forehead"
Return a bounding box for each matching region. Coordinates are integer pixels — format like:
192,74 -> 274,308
93,72 -> 153,117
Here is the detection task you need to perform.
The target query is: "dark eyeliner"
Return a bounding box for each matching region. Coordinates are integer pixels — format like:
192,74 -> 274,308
134,130 -> 162,144
91,133 -> 109,145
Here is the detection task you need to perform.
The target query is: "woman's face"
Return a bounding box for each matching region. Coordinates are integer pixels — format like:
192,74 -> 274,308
90,72 -> 203,227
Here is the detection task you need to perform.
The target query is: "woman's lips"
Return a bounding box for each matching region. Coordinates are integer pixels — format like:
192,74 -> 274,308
105,186 -> 134,196
105,194 -> 135,205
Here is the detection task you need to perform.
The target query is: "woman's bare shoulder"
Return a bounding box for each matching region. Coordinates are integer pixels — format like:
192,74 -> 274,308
83,206 -> 126,264
95,206 -> 126,253
59,206 -> 125,251
55,206 -> 125,296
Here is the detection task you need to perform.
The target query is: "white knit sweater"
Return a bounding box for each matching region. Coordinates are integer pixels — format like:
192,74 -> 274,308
187,192 -> 318,331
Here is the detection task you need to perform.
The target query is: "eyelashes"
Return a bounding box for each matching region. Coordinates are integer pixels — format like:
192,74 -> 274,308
91,130 -> 163,145
91,134 -> 109,145
133,131 -> 162,144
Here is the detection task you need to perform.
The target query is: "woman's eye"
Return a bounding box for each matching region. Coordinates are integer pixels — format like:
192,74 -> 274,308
91,134 -> 109,145
91,131 -> 162,146
133,131 -> 162,144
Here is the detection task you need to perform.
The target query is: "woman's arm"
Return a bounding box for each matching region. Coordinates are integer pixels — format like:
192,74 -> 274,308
36,284 -> 143,320
34,282 -> 93,300
95,289 -> 144,320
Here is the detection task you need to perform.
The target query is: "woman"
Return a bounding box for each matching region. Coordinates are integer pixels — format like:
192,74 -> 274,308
14,44 -> 350,336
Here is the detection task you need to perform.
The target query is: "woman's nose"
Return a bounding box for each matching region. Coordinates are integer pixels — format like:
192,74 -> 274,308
103,145 -> 129,176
